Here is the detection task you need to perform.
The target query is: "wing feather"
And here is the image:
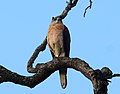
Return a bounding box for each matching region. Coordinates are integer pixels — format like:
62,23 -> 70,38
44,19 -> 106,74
63,25 -> 70,57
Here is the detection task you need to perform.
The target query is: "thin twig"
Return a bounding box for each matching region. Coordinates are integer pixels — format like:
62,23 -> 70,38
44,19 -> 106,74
84,0 -> 93,17
112,74 -> 120,77
105,74 -> 120,79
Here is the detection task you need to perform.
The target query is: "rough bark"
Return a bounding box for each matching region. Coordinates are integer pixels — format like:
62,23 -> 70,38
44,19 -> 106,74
0,57 -> 93,88
0,37 -> 120,94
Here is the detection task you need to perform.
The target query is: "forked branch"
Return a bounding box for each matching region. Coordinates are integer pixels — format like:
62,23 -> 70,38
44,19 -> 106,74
27,36 -> 47,73
0,57 -> 94,88
54,0 -> 93,20
54,0 -> 78,20
0,57 -> 120,94
0,37 -> 120,94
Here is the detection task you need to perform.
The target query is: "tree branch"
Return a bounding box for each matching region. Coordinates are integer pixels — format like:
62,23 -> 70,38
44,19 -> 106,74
53,0 -> 93,20
0,57 -> 94,88
27,36 -> 47,73
0,57 -> 119,94
0,36 -> 119,93
54,0 -> 78,20
1,1 -> 119,94
84,0 -> 93,17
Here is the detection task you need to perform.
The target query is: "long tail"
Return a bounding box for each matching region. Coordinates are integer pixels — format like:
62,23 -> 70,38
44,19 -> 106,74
59,68 -> 67,89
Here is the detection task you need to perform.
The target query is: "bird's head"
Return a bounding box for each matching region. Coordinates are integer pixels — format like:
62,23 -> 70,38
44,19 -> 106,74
51,17 -> 63,24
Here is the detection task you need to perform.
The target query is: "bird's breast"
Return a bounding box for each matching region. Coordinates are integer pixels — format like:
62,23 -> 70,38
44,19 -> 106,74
48,23 -> 64,32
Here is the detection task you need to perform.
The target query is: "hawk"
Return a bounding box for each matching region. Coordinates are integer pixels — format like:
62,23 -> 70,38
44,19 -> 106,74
47,17 -> 70,89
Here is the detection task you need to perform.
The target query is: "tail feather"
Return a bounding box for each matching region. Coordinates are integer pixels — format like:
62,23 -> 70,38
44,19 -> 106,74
59,68 -> 67,89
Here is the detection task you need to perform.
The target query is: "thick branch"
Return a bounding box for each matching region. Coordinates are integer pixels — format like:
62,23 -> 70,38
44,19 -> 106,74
0,57 -> 120,94
0,57 -> 94,88
25,36 -> 120,94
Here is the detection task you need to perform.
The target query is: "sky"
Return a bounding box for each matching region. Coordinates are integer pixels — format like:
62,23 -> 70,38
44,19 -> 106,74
0,0 -> 120,94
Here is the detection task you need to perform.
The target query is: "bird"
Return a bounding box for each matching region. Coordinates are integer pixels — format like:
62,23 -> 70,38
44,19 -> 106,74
47,17 -> 70,89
